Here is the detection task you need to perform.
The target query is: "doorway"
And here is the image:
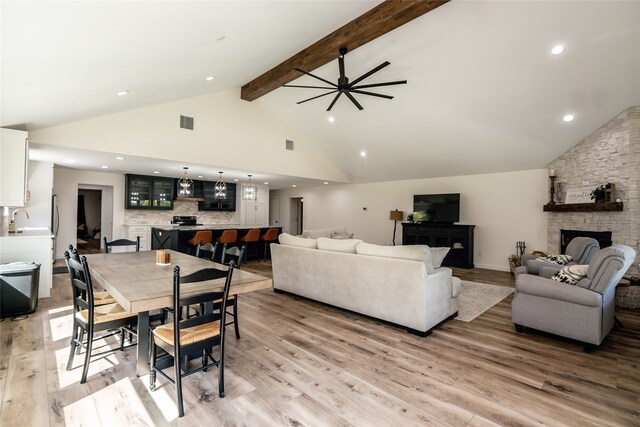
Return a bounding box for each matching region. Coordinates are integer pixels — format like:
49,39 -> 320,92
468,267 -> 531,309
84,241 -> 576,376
289,197 -> 303,235
77,189 -> 102,253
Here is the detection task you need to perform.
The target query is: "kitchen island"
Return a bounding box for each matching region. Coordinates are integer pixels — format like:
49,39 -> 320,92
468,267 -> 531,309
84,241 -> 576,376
150,226 -> 282,259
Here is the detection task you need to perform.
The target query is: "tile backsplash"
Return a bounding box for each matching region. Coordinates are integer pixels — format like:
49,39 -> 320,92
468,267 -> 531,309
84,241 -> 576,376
124,200 -> 239,225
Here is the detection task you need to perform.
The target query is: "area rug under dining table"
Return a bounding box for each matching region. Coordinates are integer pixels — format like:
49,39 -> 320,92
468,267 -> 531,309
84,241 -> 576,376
456,281 -> 515,322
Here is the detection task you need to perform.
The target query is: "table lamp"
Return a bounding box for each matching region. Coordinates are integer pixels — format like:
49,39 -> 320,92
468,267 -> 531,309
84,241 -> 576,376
389,209 -> 404,246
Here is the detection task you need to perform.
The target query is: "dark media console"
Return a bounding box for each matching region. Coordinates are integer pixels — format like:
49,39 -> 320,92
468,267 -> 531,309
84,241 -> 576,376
401,222 -> 475,268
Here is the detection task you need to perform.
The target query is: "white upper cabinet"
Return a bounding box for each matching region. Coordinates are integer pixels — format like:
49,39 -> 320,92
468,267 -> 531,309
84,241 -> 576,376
0,129 -> 29,207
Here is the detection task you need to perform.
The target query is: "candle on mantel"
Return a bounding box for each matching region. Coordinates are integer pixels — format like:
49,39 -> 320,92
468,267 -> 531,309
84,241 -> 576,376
549,168 -> 556,177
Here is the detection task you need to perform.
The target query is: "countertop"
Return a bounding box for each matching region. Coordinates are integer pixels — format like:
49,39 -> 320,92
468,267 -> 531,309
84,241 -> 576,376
0,228 -> 54,239
150,225 -> 279,231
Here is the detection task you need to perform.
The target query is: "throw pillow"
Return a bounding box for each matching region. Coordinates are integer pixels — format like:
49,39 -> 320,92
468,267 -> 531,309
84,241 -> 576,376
356,242 -> 435,274
538,254 -> 573,265
331,232 -> 354,240
278,233 -> 318,249
317,237 -> 362,253
551,264 -> 589,285
302,227 -> 348,239
430,247 -> 450,268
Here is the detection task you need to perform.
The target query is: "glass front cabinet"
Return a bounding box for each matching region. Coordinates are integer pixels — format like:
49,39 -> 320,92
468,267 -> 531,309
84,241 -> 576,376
125,174 -> 175,210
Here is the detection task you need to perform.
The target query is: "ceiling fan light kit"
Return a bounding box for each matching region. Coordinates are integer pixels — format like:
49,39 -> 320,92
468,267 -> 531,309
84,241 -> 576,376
283,47 -> 407,111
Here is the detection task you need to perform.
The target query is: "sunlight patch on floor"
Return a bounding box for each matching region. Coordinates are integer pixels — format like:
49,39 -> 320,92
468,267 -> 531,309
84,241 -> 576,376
140,373 -> 179,422
49,312 -> 73,342
54,338 -> 122,389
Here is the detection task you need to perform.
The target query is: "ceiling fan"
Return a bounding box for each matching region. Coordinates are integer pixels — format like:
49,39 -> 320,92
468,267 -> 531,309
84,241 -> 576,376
283,47 -> 407,111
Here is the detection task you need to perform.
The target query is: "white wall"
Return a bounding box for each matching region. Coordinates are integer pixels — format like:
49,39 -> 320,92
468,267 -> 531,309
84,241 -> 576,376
29,89 -> 348,183
53,168 -> 125,258
9,160 -> 54,229
272,169 -> 549,271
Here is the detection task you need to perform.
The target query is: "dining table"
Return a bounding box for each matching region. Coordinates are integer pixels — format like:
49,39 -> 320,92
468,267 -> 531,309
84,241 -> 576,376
84,249 -> 273,376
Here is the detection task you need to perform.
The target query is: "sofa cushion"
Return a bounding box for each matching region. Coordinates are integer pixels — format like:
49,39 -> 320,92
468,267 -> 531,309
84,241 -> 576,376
317,237 -> 362,254
431,247 -> 450,268
356,242 -> 435,274
551,264 -> 589,285
278,233 -> 317,249
451,277 -> 462,298
302,227 -> 347,239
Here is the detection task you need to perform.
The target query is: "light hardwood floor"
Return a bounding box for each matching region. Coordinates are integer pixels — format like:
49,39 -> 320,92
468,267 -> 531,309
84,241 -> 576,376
1,262 -> 638,426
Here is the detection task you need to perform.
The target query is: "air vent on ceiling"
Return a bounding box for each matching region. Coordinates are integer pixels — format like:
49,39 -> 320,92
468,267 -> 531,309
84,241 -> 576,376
286,139 -> 294,151
180,115 -> 194,130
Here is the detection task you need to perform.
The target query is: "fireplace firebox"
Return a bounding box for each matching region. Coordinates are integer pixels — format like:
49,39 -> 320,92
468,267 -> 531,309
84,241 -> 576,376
560,229 -> 612,254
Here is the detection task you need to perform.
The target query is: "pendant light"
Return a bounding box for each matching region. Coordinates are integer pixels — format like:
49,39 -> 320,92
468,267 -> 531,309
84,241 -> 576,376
242,174 -> 257,201
215,171 -> 227,199
177,167 -> 193,197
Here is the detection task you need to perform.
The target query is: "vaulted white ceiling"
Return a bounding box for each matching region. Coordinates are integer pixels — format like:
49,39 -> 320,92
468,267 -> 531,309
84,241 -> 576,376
2,1 -> 639,184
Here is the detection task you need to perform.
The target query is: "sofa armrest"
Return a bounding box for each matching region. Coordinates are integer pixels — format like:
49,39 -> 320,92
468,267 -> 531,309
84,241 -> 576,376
516,274 -> 601,307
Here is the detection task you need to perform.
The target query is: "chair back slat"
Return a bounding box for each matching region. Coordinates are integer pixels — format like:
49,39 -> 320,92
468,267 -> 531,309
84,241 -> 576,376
222,245 -> 245,269
195,242 -> 218,261
171,262 -> 235,348
64,252 -> 96,321
104,236 -> 141,253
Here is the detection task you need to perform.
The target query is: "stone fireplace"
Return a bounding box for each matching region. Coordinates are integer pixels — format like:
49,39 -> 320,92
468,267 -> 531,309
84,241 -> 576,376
547,106 -> 640,275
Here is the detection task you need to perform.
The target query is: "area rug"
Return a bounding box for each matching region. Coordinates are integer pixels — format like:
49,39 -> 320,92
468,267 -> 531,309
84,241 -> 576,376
456,281 -> 514,322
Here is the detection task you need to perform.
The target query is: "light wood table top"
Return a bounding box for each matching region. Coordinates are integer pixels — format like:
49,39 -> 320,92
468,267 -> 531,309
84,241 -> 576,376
85,250 -> 272,313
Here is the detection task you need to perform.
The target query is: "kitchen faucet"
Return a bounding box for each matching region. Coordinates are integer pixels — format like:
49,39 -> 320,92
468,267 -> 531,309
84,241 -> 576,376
12,208 -> 30,221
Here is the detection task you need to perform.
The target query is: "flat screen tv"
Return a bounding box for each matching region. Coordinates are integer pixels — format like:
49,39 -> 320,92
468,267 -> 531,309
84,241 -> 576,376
413,193 -> 460,223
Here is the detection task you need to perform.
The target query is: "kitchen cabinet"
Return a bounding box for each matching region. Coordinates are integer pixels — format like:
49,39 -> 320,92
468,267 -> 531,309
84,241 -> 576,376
0,230 -> 54,298
0,129 -> 29,207
125,174 -> 174,210
241,185 -> 269,227
127,225 -> 151,250
198,182 -> 236,211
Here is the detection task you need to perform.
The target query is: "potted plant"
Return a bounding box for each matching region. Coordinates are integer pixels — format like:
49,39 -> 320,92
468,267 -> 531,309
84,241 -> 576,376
590,185 -> 606,203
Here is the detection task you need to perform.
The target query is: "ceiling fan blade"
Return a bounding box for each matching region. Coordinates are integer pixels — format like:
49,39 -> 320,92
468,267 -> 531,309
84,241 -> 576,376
338,55 -> 346,81
344,91 -> 364,110
296,90 -> 338,105
348,61 -> 390,87
284,84 -> 336,90
295,68 -> 337,88
350,89 -> 394,100
351,80 -> 407,90
326,92 -> 342,111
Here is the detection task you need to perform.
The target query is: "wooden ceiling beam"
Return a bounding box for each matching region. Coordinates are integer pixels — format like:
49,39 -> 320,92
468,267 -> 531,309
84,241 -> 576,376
240,0 -> 450,102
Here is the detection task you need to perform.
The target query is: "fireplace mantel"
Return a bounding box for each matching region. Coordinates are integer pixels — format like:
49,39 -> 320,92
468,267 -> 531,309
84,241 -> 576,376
543,202 -> 623,212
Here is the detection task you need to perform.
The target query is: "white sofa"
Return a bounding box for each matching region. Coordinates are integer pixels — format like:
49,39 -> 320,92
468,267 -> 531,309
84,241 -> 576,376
271,234 -> 460,335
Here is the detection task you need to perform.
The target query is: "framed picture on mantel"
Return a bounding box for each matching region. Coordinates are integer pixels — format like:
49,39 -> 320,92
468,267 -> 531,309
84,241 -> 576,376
565,188 -> 594,204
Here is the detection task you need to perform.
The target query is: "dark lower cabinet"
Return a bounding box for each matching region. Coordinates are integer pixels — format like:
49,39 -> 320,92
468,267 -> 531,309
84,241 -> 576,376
401,223 -> 475,268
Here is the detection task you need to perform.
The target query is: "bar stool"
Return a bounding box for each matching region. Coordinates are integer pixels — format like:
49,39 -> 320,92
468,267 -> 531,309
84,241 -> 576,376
187,231 -> 212,255
239,229 -> 260,262
259,228 -> 278,261
216,230 -> 238,263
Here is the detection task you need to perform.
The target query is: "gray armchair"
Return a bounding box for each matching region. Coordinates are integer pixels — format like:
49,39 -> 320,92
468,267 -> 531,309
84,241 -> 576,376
515,237 -> 600,277
512,244 -> 636,347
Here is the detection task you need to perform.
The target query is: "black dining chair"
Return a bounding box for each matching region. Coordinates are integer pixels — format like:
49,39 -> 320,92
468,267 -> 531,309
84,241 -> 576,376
218,245 -> 245,339
150,262 -> 236,417
103,236 -> 140,253
64,252 -> 138,384
67,245 -> 116,306
195,241 -> 218,261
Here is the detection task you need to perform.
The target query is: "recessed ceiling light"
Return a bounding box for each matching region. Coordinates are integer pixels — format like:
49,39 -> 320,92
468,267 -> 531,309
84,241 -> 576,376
115,156 -> 125,160
328,116 -> 335,123
101,165 -> 109,169
360,151 -> 367,157
206,76 -> 215,81
233,178 -> 239,182
65,158 -> 76,164
563,114 -> 575,122
197,175 -> 203,178
117,90 -> 129,96
264,182 -> 269,185
292,184 -> 297,188
551,45 -> 565,55
323,181 -> 329,185
153,170 -> 160,174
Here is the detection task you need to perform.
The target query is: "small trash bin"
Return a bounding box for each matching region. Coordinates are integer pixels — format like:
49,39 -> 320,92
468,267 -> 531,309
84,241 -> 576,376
0,261 -> 41,318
